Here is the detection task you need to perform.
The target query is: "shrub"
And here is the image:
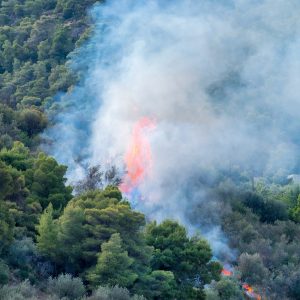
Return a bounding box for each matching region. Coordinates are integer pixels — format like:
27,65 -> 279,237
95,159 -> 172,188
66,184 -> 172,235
88,285 -> 146,300
0,260 -> 9,285
0,280 -> 38,300
47,274 -> 85,299
238,253 -> 268,285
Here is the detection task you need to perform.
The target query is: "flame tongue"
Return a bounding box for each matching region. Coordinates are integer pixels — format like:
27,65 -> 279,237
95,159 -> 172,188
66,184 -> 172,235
221,268 -> 232,276
120,117 -> 156,195
243,283 -> 261,300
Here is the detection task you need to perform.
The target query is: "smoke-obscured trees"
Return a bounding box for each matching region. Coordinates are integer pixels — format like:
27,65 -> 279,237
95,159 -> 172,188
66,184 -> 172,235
74,165 -> 122,194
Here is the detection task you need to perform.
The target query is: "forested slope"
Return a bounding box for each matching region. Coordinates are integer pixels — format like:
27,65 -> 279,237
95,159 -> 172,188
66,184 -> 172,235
0,1 -> 221,299
0,1 -> 300,300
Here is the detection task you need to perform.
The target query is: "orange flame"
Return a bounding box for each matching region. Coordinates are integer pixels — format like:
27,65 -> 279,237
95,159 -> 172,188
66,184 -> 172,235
243,283 -> 261,300
120,117 -> 156,194
243,283 -> 254,293
221,268 -> 232,276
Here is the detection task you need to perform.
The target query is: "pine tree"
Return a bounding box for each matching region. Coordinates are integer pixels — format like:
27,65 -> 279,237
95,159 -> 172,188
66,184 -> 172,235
87,233 -> 138,289
57,203 -> 85,273
36,203 -> 58,259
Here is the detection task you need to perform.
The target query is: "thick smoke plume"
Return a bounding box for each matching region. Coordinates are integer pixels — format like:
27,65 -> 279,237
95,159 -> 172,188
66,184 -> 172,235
45,0 -> 300,259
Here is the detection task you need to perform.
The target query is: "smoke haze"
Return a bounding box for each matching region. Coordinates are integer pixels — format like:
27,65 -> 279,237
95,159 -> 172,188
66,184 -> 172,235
45,0 -> 300,259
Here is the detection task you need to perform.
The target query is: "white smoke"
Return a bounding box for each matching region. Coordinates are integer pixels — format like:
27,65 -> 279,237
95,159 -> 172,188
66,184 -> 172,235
45,0 -> 300,260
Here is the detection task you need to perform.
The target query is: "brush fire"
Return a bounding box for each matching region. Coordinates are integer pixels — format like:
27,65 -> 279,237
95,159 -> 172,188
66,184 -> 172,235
121,118 -> 263,300
120,117 -> 156,199
222,267 -> 262,300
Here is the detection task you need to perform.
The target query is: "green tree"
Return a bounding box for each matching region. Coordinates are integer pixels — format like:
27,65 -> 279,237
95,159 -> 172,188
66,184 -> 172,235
50,26 -> 73,60
70,188 -> 147,269
134,270 -> 176,300
17,108 -> 47,137
0,201 -> 14,254
26,153 -> 72,210
36,203 -> 58,260
145,220 -> 222,299
87,233 -> 138,289
215,278 -> 243,300
0,161 -> 13,199
57,203 -> 86,273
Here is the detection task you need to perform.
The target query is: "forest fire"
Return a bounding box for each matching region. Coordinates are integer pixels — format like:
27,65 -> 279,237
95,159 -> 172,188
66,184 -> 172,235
221,267 -> 262,300
221,268 -> 232,276
120,117 -> 156,197
242,284 -> 262,300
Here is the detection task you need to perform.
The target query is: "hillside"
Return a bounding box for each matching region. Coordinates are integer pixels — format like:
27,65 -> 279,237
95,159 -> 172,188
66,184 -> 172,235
1,1 -> 300,300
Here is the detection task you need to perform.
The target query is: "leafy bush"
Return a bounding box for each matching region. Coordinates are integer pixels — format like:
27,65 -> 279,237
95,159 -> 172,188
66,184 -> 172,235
47,274 -> 85,300
87,285 -> 145,300
0,280 -> 38,300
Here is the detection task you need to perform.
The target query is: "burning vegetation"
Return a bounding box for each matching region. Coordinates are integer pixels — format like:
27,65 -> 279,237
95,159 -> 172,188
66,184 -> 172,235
120,117 -> 156,197
221,267 -> 262,300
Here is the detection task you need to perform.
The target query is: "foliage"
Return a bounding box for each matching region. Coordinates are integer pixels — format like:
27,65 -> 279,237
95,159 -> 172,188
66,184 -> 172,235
206,277 -> 243,300
145,220 -> 222,299
2,1 -> 300,300
36,203 -> 58,260
47,274 -> 85,300
87,233 -> 138,289
87,285 -> 145,300
222,183 -> 300,299
133,270 -> 177,300
0,201 -> 14,254
0,260 -> 9,285
0,280 -> 38,300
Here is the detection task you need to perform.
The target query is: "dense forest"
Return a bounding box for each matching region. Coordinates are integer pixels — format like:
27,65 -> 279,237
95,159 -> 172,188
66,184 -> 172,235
0,0 -> 300,299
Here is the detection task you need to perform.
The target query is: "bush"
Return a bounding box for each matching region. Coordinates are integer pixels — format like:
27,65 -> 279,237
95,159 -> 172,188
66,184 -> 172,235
47,274 -> 85,300
17,108 -> 47,136
215,278 -> 243,300
0,280 -> 38,300
88,285 -> 146,300
238,253 -> 268,285
0,260 -> 9,285
8,238 -> 37,268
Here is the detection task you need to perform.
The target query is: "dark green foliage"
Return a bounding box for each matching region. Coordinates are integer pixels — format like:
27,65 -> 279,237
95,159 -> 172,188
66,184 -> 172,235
206,277 -> 243,300
50,26 -> 74,60
222,182 -> 300,299
242,191 -> 288,223
26,152 -> 72,210
0,201 -> 14,254
145,220 -> 222,299
36,187 -> 151,275
17,108 -> 47,137
0,0 -> 88,148
0,260 -> 9,285
87,233 -> 138,289
0,142 -> 72,237
134,270 -> 177,300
